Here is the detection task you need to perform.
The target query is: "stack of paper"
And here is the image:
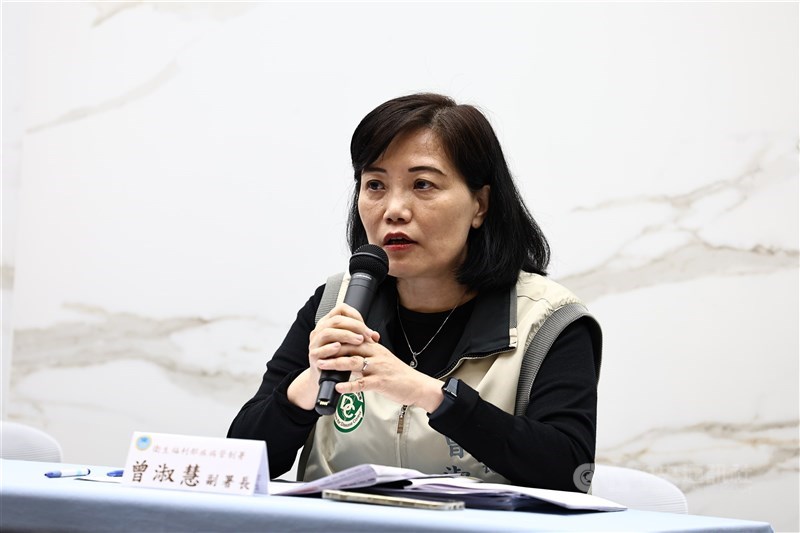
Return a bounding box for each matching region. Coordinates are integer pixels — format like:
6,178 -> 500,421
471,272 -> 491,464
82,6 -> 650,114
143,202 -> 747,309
372,477 -> 626,511
271,464 -> 428,496
272,464 -> 626,512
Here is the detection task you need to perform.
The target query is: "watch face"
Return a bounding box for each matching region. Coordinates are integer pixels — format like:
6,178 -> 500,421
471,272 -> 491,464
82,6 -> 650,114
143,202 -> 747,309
444,378 -> 458,398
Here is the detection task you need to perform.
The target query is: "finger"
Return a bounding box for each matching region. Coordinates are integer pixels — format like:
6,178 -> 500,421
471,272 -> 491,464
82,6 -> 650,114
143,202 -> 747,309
309,342 -> 341,362
335,377 -> 367,395
319,306 -> 376,338
311,327 -> 364,349
317,355 -> 367,372
312,324 -> 372,350
324,303 -> 365,324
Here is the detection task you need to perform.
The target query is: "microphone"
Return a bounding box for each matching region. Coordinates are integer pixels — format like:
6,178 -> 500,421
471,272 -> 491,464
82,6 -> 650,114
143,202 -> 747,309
315,244 -> 389,415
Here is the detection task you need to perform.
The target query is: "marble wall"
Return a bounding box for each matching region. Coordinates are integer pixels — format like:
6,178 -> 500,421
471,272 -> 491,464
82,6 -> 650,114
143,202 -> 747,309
2,3 -> 797,531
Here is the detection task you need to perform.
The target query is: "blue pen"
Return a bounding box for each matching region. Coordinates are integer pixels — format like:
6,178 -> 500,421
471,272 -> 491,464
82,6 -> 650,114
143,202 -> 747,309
44,468 -> 91,478
106,469 -> 124,477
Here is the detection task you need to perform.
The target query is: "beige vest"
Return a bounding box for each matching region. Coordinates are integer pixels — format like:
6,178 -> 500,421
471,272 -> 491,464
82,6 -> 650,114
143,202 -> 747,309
300,272 -> 588,483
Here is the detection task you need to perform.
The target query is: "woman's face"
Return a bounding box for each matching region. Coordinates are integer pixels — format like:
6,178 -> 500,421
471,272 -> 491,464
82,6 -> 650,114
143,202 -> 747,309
358,128 -> 489,285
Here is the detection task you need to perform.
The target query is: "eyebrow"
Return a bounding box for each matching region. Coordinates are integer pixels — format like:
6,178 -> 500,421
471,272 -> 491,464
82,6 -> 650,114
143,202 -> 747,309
362,165 -> 446,175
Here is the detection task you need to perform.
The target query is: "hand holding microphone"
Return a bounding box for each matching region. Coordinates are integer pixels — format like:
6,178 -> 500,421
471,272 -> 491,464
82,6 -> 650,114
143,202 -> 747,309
315,244 -> 389,415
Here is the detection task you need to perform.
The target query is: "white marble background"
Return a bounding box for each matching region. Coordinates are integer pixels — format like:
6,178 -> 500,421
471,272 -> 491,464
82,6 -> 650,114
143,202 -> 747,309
2,2 -> 797,531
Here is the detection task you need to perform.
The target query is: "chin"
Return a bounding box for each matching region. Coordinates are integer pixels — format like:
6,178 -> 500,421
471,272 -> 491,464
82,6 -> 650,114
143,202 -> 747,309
388,263 -> 417,280
387,266 -> 408,279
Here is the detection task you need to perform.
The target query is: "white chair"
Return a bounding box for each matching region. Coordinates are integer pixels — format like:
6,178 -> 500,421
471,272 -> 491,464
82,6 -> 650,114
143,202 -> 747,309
591,464 -> 689,514
0,420 -> 63,462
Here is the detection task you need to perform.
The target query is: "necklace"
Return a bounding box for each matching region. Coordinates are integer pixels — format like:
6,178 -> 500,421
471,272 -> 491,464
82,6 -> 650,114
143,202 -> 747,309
396,294 -> 464,369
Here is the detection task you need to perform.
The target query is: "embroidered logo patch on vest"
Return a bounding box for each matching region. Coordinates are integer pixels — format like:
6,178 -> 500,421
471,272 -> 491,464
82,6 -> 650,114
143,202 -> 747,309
334,392 -> 365,433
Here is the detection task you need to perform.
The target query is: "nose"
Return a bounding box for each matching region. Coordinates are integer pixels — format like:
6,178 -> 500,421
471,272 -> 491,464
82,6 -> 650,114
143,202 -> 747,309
384,189 -> 411,223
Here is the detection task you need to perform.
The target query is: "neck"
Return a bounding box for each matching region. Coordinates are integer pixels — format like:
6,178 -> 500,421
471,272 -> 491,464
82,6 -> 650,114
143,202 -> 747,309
396,277 -> 474,312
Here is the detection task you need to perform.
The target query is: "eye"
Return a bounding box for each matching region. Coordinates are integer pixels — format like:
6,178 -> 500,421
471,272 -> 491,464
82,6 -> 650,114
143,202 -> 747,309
364,179 -> 384,191
414,179 -> 434,190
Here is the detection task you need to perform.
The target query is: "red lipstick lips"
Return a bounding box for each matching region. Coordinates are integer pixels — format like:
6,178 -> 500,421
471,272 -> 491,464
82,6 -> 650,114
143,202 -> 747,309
383,233 -> 415,250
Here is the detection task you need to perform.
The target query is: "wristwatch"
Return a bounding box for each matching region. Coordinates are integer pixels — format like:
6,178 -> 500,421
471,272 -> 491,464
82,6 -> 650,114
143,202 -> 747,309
442,377 -> 459,399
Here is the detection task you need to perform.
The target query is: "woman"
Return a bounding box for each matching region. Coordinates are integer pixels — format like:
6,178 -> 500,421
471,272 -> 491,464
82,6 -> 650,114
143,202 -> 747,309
228,93 -> 602,492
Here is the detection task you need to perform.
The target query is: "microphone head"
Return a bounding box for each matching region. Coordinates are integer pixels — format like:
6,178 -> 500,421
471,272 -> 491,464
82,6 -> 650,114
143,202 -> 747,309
349,244 -> 389,283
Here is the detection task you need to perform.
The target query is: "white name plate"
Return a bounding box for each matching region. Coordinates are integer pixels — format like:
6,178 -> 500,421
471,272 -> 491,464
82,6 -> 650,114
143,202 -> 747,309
121,431 -> 268,496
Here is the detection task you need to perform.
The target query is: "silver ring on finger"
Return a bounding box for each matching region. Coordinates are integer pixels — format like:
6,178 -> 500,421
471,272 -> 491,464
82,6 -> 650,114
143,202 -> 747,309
361,356 -> 369,373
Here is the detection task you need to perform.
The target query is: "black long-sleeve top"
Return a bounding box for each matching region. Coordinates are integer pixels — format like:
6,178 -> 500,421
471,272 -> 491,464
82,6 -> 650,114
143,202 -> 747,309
228,281 -> 599,492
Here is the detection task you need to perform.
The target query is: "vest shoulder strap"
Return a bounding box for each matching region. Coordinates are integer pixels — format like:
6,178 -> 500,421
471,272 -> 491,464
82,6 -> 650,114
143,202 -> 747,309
299,272 -> 345,481
514,303 -> 603,417
314,272 -> 345,325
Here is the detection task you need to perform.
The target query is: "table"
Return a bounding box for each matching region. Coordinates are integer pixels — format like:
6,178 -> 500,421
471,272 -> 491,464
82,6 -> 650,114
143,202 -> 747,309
0,459 -> 773,532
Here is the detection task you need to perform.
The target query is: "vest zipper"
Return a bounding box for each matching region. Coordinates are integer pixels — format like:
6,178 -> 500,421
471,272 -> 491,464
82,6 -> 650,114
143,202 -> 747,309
396,405 -> 408,434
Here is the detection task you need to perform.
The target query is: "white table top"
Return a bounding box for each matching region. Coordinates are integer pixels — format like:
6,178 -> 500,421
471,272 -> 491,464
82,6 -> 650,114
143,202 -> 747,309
0,459 -> 773,532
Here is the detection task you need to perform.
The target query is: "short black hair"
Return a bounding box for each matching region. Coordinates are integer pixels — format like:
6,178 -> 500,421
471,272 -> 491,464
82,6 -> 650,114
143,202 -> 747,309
347,93 -> 550,292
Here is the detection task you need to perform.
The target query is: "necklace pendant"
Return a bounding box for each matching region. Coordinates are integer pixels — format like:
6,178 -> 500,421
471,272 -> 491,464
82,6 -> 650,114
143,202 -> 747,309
397,292 -> 465,372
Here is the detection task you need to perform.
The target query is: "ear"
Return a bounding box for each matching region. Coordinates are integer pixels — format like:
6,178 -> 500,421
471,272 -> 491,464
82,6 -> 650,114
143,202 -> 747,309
471,185 -> 490,229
